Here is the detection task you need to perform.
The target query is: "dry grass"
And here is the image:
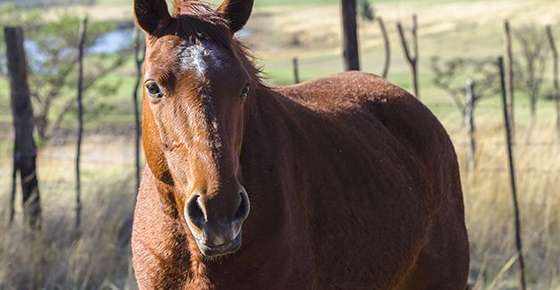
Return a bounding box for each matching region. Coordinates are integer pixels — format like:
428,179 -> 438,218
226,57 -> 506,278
0,179 -> 137,290
452,116 -> 560,290
0,135 -> 138,290
1,120 -> 560,289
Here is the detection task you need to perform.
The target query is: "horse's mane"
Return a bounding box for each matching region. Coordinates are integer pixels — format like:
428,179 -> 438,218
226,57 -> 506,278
171,0 -> 264,85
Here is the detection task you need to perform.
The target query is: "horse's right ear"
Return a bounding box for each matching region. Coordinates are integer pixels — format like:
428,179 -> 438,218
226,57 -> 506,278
134,0 -> 172,34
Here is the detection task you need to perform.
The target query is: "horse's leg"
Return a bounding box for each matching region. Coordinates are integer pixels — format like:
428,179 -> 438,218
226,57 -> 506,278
394,206 -> 469,290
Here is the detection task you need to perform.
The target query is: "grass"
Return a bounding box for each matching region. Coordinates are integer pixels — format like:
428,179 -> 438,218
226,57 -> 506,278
1,0 -> 560,288
0,178 -> 136,289
455,119 -> 560,290
2,104 -> 560,289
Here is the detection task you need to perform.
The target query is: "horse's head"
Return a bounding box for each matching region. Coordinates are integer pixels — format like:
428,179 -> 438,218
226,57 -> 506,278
135,0 -> 255,258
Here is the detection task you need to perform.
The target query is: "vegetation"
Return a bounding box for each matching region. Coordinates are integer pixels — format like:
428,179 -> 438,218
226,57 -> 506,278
1,0 -> 560,289
0,5 -> 130,143
514,24 -> 550,121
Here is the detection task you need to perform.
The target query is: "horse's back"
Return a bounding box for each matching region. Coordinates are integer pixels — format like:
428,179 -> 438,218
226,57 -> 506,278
276,71 -> 469,289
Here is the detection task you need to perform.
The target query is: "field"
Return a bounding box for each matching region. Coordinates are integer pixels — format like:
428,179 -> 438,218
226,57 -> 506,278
1,0 -> 560,289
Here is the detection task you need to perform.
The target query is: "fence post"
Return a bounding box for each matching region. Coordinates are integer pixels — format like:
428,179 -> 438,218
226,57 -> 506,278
504,21 -> 515,138
377,16 -> 390,78
546,25 -> 560,136
397,15 -> 419,98
292,57 -> 300,84
498,56 -> 527,290
75,17 -> 88,230
132,28 -> 145,192
341,0 -> 360,71
5,26 -> 41,229
465,79 -> 476,171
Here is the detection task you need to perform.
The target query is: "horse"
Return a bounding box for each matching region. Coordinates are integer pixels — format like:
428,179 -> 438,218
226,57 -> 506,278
131,0 -> 470,289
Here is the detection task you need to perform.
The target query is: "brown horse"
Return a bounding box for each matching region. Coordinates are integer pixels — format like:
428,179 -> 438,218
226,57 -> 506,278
131,0 -> 470,289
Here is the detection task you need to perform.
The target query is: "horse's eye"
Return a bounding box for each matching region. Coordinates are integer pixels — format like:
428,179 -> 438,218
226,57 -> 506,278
145,80 -> 163,99
240,84 -> 250,100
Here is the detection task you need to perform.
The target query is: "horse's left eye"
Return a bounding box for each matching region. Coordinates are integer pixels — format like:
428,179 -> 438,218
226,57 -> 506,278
240,84 -> 250,100
145,80 -> 163,99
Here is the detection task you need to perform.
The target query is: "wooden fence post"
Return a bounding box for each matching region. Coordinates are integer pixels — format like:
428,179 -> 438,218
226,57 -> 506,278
377,16 -> 390,78
9,158 -> 16,225
5,26 -> 41,229
546,25 -> 559,135
132,28 -> 145,192
292,57 -> 300,84
341,0 -> 360,71
75,17 -> 88,230
397,15 -> 419,98
504,21 -> 515,137
465,79 -> 476,171
498,56 -> 527,290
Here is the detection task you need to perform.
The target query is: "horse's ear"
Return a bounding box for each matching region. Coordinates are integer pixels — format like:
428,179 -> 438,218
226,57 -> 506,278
217,0 -> 254,33
134,0 -> 172,34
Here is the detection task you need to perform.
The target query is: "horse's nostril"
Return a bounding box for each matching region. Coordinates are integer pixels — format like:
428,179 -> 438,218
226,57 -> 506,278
235,191 -> 250,221
186,195 -> 206,227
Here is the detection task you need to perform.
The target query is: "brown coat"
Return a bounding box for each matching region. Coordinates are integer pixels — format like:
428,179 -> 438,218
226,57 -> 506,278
133,71 -> 469,289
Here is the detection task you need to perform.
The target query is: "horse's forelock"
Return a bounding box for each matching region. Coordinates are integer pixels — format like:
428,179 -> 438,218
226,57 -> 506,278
169,0 -> 263,84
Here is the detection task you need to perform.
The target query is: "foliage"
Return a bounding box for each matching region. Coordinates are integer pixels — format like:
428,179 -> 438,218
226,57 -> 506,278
0,5 -> 131,142
430,56 -> 501,114
514,24 -> 550,119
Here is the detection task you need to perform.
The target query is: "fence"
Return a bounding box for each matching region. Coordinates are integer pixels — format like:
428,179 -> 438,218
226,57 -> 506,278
1,4 -> 560,289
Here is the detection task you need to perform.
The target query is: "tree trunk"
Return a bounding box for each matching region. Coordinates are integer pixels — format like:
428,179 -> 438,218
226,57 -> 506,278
5,26 -> 41,229
341,0 -> 360,71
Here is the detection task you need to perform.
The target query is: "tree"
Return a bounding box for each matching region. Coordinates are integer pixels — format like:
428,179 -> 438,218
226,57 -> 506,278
431,56 -> 500,118
0,7 -> 130,143
514,24 -> 549,121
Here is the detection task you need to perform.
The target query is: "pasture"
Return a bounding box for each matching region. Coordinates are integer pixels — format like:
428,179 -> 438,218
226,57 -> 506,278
1,0 -> 560,289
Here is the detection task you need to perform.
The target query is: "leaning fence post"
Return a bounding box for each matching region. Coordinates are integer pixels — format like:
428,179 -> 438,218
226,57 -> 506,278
546,25 -> 560,136
75,16 -> 88,230
504,21 -> 515,138
292,57 -> 300,84
397,15 -> 419,98
132,28 -> 145,192
465,79 -> 476,171
498,56 -> 527,290
5,26 -> 42,229
377,16 -> 390,78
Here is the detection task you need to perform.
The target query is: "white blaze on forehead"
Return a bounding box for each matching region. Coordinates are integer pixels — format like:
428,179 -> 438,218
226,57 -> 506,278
177,40 -> 226,76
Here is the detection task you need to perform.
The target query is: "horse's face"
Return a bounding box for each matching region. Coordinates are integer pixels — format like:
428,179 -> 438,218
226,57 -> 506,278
135,0 -> 254,258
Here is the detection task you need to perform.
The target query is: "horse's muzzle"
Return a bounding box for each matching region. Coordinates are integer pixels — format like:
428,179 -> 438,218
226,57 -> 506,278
185,189 -> 250,257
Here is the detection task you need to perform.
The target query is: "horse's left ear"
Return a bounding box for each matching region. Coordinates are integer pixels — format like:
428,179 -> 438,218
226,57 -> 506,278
134,0 -> 172,35
217,0 -> 254,33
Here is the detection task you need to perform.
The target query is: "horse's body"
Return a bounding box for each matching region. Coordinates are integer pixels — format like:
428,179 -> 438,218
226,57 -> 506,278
133,70 -> 469,289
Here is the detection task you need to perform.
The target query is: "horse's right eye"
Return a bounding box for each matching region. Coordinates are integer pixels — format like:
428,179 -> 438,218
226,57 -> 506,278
145,80 -> 163,99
